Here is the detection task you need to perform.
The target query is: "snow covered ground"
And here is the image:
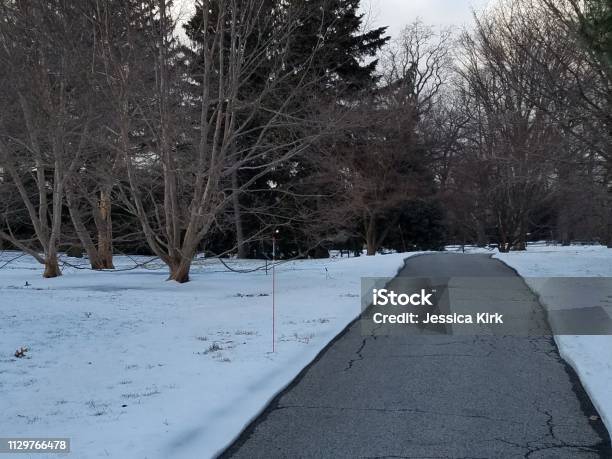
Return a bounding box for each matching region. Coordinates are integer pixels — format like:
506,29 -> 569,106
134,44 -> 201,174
0,251 -> 412,458
2,245 -> 610,457
492,244 -> 612,437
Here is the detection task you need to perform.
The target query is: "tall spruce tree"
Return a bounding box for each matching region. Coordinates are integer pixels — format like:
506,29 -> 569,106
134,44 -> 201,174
185,0 -> 388,91
285,0 -> 389,94
182,0 -> 389,258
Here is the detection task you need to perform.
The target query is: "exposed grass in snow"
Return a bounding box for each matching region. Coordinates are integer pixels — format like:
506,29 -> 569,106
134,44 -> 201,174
0,251 -> 413,459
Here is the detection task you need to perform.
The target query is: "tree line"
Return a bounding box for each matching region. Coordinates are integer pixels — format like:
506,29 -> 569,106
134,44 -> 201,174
0,0 -> 609,282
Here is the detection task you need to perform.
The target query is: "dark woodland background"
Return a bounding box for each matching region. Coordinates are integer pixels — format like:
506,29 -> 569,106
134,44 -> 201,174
0,0 -> 610,281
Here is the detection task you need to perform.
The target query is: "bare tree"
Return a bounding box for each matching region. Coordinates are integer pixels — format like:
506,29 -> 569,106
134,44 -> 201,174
503,0 -> 612,246
322,99 -> 430,255
453,4 -> 570,251
309,22 -> 452,256
452,0 -> 611,248
64,148 -> 117,269
0,1 -> 94,277
381,20 -> 454,119
94,0 -> 332,282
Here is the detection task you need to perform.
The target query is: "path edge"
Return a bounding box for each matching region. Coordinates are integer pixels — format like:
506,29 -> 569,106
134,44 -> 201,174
215,253 -> 429,458
492,254 -> 612,445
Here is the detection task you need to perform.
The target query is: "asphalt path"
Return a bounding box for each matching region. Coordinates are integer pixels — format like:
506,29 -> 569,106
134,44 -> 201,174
221,253 -> 611,458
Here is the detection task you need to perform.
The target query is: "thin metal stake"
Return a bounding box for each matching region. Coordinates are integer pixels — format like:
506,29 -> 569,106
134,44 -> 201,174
272,263 -> 275,353
272,235 -> 276,353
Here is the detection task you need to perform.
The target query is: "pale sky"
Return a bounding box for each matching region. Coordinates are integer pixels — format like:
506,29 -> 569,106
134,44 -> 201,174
362,0 -> 491,38
174,1 -> 492,42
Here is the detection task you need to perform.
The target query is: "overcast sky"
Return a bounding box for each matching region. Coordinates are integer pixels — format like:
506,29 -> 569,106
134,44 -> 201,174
362,0 -> 491,38
174,1 -> 492,42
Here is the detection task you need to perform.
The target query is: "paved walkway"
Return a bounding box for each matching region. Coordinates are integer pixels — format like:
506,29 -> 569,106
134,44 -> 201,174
221,254 -> 611,458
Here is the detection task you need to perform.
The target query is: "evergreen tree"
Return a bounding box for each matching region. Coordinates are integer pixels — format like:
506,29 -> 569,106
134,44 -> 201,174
182,0 -> 389,258
579,0 -> 612,69
285,0 -> 389,94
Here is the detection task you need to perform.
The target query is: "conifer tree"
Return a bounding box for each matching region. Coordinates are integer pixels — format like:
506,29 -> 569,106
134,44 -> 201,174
183,0 -> 389,258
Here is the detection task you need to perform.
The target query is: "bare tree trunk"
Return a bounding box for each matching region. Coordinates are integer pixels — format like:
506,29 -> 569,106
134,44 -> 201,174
232,169 -> 247,258
514,216 -> 527,251
97,188 -> 114,269
43,149 -> 65,278
513,240 -> 527,251
66,187 -> 105,269
558,206 -> 571,246
476,223 -> 487,247
43,250 -> 61,278
498,226 -> 510,252
168,256 -> 193,283
365,216 -> 377,256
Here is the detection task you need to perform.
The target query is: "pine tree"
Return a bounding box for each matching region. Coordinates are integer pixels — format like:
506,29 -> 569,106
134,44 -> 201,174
184,0 -> 388,94
285,0 -> 389,94
181,0 -> 388,258
579,0 -> 612,69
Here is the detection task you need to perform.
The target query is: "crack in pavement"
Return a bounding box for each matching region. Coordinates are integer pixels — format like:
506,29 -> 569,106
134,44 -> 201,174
384,352 -> 493,358
497,435 -> 604,459
344,314 -> 386,371
344,337 -> 368,371
522,409 -> 608,458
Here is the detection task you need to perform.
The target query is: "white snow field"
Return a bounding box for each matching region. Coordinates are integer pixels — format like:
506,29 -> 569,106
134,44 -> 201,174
2,245 -> 610,457
493,244 -> 612,437
0,251 -> 412,458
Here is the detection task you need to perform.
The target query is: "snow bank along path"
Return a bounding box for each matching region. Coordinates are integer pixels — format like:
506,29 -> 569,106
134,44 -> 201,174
0,252 -> 412,459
